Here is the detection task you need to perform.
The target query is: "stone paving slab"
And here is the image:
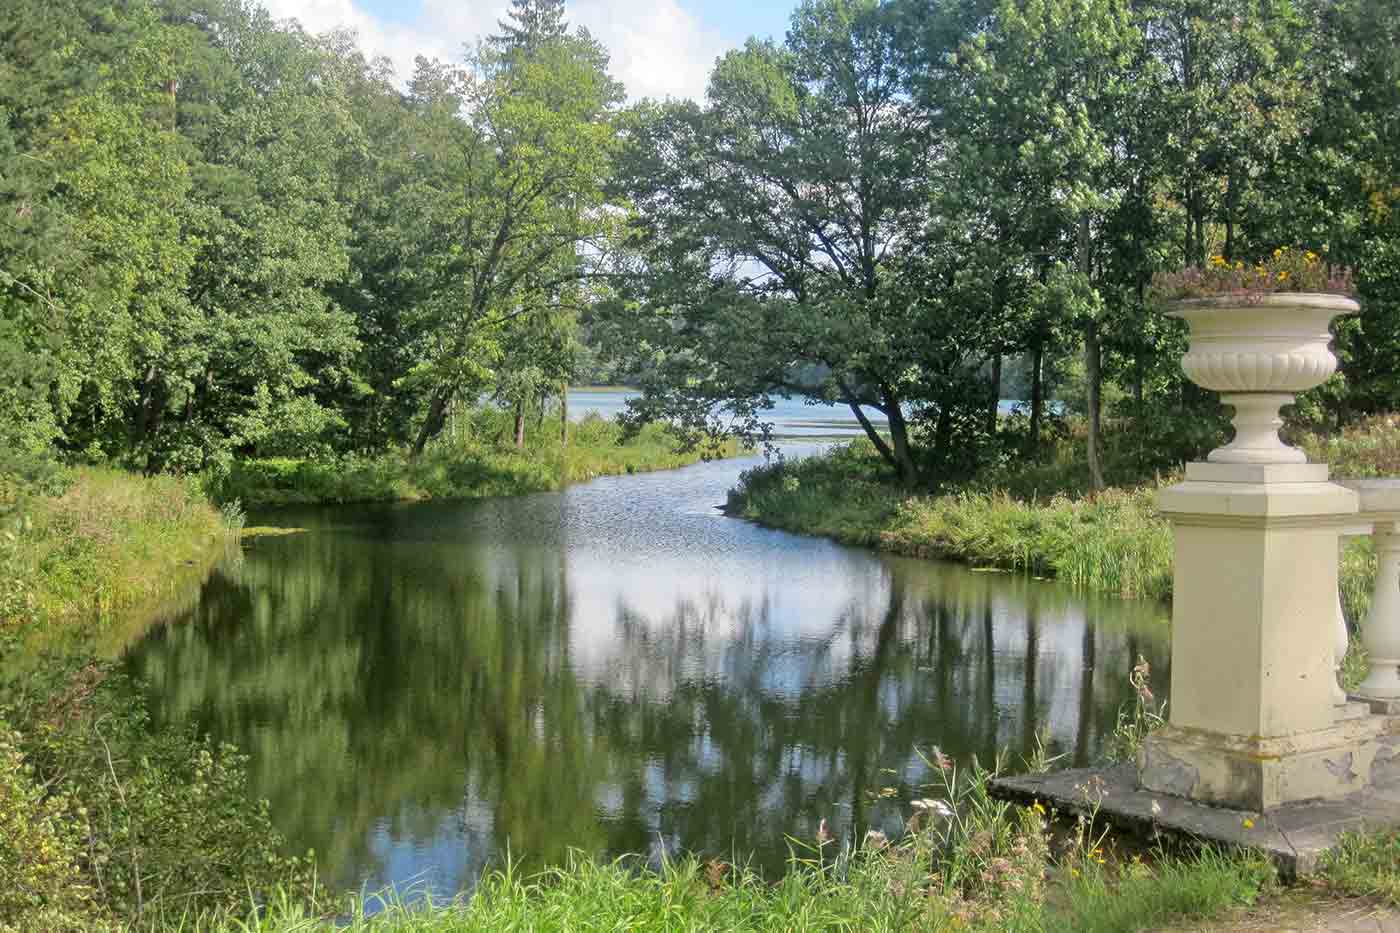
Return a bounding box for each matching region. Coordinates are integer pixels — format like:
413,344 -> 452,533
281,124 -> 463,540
989,764 -> 1400,879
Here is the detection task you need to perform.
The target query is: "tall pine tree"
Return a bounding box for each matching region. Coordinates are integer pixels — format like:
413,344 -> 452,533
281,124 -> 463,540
493,0 -> 568,53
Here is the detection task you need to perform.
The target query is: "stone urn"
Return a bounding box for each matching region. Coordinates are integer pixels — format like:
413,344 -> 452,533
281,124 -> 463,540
1169,293 -> 1360,464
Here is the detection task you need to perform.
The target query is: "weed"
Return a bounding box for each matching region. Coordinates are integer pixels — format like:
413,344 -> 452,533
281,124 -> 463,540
1318,828 -> 1400,905
1105,656 -> 1168,764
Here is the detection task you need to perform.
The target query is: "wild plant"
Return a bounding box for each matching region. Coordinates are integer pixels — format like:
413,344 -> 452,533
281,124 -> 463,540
1106,655 -> 1167,763
897,747 -> 1050,926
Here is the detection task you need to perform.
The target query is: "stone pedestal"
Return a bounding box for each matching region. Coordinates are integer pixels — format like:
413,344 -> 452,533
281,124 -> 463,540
1139,461 -> 1371,810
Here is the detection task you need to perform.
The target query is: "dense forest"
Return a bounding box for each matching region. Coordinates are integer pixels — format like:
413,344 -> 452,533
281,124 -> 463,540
2,0 -> 1398,488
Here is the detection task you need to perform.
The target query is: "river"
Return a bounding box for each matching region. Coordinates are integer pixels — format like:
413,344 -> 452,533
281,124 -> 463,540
122,442 -> 1169,900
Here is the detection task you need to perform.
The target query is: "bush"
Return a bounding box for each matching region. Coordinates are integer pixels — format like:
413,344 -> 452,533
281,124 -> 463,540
0,662 -> 324,927
0,724 -> 107,932
209,408 -> 737,508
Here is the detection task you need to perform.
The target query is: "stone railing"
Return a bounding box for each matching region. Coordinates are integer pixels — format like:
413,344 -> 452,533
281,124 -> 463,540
1138,292 -> 1400,811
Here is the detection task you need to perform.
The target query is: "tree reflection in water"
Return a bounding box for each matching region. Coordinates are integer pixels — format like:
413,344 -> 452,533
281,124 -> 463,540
124,465 -> 1169,899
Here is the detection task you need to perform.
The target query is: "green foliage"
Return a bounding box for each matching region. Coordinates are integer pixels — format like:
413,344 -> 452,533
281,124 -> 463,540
208,410 -> 734,507
732,441 -> 1174,600
1318,828 -> 1400,905
0,663 -> 323,929
0,725 -> 107,932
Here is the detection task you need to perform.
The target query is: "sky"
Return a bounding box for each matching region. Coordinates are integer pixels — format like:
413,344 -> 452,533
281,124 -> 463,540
254,0 -> 798,101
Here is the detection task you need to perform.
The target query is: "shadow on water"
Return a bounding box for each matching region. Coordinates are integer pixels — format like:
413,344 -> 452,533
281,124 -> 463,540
122,451 -> 1170,899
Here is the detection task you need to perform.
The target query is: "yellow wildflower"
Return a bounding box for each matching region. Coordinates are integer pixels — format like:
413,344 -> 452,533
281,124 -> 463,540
1242,817 -> 1255,829
1305,251 -> 1319,262
1209,254 -> 1227,267
1273,247 -> 1284,258
1278,271 -> 1289,282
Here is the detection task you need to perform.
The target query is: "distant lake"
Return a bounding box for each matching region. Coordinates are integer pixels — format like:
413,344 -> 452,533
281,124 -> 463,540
567,388 -> 1030,439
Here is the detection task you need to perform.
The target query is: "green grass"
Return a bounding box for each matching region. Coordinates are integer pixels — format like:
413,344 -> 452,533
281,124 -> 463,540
148,763 -> 1278,933
212,411 -> 738,508
1,466 -> 233,644
730,436 -> 1381,613
144,842 -> 1274,933
729,443 -> 1173,600
1317,828 -> 1400,905
1046,847 -> 1277,933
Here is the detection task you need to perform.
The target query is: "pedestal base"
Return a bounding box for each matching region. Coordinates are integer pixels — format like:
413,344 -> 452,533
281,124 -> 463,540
1139,717 -> 1400,811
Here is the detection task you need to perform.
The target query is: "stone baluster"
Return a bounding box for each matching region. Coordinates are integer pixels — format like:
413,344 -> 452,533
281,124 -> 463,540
1356,523 -> 1400,700
1335,585 -> 1349,706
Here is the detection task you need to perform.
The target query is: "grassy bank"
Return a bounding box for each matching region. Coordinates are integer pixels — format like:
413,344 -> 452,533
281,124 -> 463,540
0,467 -> 319,932
728,443 -> 1177,601
729,417 -> 1395,616
161,755 -> 1282,933
211,412 -> 738,509
1,466 -> 234,642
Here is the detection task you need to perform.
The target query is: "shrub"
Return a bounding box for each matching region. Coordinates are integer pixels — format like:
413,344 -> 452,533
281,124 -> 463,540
0,662 -> 324,926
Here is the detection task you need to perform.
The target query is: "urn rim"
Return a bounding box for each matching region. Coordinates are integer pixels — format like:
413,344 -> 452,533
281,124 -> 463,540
1166,292 -> 1361,319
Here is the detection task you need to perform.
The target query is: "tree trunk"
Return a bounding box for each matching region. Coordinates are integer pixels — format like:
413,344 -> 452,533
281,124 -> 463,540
987,355 -> 1002,436
882,383 -> 919,488
514,399 -> 526,449
934,401 -> 953,472
1029,344 -> 1044,452
1085,319 -> 1105,492
1081,212 -> 1105,492
410,384 -> 454,457
560,380 -> 569,447
133,364 -> 160,445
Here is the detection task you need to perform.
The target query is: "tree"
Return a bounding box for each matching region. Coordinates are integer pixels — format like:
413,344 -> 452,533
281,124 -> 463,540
404,22 -> 623,456
494,0 -> 569,53
950,0 -> 1141,490
609,0 -> 995,485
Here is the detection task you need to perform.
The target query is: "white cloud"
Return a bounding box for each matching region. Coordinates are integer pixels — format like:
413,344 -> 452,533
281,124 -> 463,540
570,0 -> 729,101
254,0 -> 729,101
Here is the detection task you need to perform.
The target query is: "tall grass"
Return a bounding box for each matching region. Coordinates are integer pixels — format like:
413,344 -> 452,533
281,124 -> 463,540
153,758 -> 1275,933
211,411 -> 736,508
144,750 -> 1282,930
731,445 -> 1172,600
733,436 -> 1386,612
1,467 -> 232,637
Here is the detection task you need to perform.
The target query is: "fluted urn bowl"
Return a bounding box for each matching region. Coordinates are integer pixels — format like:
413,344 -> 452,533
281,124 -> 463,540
1169,293 -> 1359,464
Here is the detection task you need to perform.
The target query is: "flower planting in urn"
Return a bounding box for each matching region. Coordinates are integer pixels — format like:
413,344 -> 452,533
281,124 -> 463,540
1154,249 -> 1359,465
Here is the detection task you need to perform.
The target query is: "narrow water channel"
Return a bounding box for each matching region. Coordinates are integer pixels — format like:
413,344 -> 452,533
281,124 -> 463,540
122,448 -> 1170,898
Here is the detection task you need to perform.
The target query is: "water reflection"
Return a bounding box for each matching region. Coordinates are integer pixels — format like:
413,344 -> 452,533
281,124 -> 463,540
124,453 -> 1169,897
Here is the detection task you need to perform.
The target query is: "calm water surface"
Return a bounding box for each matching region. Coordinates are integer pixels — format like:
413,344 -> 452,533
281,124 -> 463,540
123,447 -> 1169,898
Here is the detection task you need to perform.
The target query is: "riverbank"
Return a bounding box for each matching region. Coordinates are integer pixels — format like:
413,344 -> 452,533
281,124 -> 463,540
210,414 -> 740,508
0,467 -> 323,931
726,421 -> 1392,624
1,466 -> 234,643
163,756 -> 1288,933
